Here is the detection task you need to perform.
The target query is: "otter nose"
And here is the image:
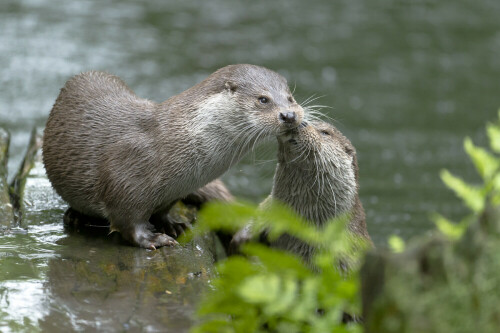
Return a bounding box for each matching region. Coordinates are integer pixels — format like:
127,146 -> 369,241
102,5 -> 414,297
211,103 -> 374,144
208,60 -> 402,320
279,111 -> 296,124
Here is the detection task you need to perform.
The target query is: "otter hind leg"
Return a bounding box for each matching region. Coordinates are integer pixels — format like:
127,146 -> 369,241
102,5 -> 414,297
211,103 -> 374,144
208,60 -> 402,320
109,214 -> 178,250
63,207 -> 109,228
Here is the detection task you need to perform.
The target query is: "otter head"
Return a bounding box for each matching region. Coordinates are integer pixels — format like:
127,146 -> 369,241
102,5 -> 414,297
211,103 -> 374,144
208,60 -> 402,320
192,65 -> 304,160
222,64 -> 303,131
275,120 -> 358,220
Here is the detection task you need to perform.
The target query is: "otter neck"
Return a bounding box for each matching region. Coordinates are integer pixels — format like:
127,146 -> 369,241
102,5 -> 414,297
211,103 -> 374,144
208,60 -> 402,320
155,92 -> 257,183
272,161 -> 357,225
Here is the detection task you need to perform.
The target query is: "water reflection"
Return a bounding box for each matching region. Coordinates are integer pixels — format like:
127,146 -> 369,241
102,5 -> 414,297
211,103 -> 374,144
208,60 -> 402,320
39,232 -> 214,332
1,162 -> 216,331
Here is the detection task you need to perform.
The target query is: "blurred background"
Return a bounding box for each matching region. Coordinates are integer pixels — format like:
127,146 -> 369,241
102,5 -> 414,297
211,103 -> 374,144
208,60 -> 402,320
1,0 -> 500,245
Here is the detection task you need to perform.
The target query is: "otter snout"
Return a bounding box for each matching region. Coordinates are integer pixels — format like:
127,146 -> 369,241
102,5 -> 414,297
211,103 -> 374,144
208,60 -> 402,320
279,111 -> 297,124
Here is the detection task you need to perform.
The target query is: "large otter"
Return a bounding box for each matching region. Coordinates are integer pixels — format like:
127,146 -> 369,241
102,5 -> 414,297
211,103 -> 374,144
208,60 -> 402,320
231,120 -> 371,262
43,64 -> 304,249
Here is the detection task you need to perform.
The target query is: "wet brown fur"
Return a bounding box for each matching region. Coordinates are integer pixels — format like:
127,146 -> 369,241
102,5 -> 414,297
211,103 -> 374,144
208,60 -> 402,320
269,121 -> 371,261
231,121 -> 371,261
43,64 -> 303,249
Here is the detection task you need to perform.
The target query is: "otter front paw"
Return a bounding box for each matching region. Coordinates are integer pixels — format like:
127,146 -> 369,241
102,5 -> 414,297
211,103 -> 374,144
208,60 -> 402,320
137,232 -> 178,250
125,224 -> 179,249
228,227 -> 253,255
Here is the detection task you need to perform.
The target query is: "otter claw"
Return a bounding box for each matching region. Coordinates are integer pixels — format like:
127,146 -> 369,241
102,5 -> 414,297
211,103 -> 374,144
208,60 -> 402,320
137,232 -> 178,249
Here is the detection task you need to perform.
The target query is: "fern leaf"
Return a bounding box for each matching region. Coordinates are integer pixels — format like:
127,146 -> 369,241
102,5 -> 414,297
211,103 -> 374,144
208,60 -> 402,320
432,213 -> 467,240
486,122 -> 500,154
440,169 -> 484,213
464,137 -> 500,181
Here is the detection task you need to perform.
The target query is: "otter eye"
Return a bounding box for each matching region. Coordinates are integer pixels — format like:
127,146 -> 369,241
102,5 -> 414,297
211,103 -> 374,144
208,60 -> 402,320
288,96 -> 294,103
320,130 -> 330,136
258,96 -> 269,104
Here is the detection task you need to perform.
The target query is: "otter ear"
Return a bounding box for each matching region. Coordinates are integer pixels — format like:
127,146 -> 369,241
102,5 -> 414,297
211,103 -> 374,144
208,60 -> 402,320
225,81 -> 237,93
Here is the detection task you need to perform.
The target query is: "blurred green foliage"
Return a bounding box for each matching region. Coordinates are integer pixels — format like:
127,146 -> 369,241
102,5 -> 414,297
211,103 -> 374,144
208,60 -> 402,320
434,109 -> 500,239
189,201 -> 368,333
363,110 -> 500,332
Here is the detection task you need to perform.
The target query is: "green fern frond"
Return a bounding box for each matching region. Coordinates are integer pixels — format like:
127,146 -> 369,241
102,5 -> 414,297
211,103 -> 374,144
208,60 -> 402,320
431,213 -> 468,240
464,137 -> 500,181
440,169 -> 485,213
487,121 -> 500,154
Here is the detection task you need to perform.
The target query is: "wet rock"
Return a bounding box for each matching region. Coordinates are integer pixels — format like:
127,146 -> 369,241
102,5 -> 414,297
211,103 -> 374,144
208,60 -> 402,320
38,230 -> 217,332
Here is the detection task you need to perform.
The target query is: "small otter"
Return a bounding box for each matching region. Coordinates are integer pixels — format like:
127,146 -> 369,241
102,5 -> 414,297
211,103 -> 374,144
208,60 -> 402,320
43,65 -> 304,249
231,120 -> 371,262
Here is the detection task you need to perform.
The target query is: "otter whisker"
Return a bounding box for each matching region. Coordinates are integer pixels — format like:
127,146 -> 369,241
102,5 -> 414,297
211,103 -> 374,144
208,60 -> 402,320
303,113 -> 324,123
308,110 -> 344,127
226,122 -> 260,157
305,109 -> 333,118
301,94 -> 326,107
300,94 -> 316,106
233,127 -> 259,161
302,148 -> 313,164
248,128 -> 271,165
254,158 -> 276,166
305,104 -> 332,110
288,147 -> 308,164
323,173 -> 338,215
233,125 -> 266,164
310,153 -> 320,188
311,152 -> 322,197
304,108 -> 335,122
256,142 -> 277,162
251,127 -> 268,153
301,94 -> 324,107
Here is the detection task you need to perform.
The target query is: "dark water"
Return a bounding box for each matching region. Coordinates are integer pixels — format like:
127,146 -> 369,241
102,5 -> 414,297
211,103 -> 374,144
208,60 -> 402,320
1,0 -> 499,330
